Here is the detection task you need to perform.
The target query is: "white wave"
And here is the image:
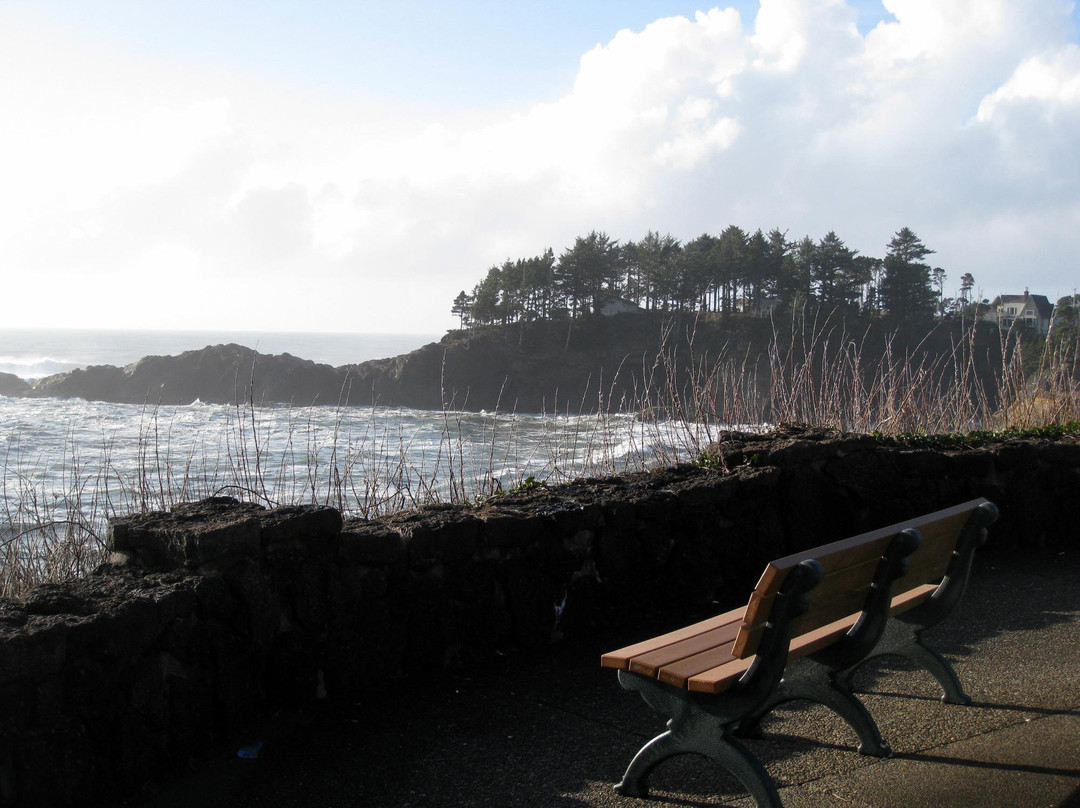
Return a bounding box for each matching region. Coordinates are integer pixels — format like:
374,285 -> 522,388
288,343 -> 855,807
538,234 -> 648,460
0,355 -> 82,380
0,394 -> 728,525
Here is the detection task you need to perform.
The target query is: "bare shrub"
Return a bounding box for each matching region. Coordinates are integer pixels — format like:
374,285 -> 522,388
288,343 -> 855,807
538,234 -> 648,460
3,316 -> 1078,596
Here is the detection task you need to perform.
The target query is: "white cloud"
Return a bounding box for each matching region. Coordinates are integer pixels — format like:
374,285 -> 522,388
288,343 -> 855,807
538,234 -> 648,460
0,1 -> 1078,332
977,43 -> 1080,115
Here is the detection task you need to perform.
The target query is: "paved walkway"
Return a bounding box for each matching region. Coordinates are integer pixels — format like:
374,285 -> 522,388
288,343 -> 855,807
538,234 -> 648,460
121,550 -> 1080,808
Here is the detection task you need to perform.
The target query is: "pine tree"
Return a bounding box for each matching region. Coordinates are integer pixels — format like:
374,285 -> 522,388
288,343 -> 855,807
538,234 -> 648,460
628,231 -> 682,310
451,291 -> 473,329
879,228 -> 936,323
811,231 -> 863,314
556,231 -> 622,316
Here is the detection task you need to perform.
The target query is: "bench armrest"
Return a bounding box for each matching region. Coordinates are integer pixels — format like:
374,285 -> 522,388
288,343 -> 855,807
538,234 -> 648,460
897,501 -> 998,631
813,528 -> 921,669
729,559 -> 824,707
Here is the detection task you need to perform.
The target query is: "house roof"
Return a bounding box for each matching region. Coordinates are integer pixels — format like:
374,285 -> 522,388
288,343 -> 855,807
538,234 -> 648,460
999,293 -> 1055,318
595,295 -> 642,309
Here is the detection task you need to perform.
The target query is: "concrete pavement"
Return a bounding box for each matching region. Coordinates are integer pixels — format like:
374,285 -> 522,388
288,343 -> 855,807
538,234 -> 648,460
120,549 -> 1080,808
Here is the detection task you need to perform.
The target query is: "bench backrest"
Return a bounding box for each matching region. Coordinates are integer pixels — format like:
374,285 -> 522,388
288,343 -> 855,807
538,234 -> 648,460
732,498 -> 991,659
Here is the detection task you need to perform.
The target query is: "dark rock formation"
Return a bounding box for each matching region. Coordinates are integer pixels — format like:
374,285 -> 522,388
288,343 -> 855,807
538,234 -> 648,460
0,372 -> 29,397
18,313 -> 752,410
15,313 -> 1004,413
28,344 -> 351,407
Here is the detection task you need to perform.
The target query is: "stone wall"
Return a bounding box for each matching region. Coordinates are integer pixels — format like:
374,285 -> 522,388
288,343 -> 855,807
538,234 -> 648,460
1,428 -> 1078,807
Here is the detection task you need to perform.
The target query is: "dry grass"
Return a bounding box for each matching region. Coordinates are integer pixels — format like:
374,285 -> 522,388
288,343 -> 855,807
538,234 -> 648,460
2,315 -> 1077,597
672,311 -> 1080,435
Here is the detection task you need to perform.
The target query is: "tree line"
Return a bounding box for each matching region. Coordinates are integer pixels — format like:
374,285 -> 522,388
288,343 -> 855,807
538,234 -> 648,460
452,226 -> 978,329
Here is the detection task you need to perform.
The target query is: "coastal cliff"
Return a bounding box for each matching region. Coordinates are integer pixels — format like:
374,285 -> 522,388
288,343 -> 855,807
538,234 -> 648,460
14,313 -> 1002,413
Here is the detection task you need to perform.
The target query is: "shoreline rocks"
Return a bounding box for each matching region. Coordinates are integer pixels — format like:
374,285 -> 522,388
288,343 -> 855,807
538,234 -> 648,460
6,314 -> 1006,414
0,371 -> 30,397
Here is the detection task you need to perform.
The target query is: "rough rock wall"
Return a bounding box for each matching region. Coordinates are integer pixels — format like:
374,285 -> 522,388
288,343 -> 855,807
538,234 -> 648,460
1,430 -> 1077,807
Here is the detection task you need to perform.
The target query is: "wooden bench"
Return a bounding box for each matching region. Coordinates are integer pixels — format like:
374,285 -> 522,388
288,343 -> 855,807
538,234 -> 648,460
601,498 -> 998,807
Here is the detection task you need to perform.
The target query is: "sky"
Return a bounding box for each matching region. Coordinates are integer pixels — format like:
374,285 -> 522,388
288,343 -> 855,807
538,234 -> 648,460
1,0 -> 1078,335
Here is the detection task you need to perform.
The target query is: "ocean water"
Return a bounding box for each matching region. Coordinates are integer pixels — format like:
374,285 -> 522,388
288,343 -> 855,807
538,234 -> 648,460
0,330 -> 700,540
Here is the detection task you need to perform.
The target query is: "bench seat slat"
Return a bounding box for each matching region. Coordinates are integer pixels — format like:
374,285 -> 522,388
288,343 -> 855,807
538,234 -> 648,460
611,585 -> 947,693
600,605 -> 744,671
889,582 -> 938,615
658,644 -> 742,688
685,656 -> 755,694
628,622 -> 742,678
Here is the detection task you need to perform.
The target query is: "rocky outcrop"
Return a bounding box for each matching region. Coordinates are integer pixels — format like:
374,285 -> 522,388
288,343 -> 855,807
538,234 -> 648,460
0,372 -> 29,397
18,313 -> 751,410
15,313 -> 1004,413
27,344 -> 351,406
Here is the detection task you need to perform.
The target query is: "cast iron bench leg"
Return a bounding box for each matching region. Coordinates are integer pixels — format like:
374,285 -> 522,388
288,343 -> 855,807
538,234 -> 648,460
737,666 -> 892,758
840,622 -> 973,706
883,637 -> 972,705
616,671 -> 784,807
616,714 -> 782,807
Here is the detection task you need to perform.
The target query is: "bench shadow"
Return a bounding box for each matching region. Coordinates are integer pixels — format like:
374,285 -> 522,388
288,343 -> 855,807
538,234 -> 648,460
891,750 -> 1080,779
856,690 -> 1080,718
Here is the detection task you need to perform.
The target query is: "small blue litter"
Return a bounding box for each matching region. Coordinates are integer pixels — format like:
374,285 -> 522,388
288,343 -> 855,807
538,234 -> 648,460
237,742 -> 263,760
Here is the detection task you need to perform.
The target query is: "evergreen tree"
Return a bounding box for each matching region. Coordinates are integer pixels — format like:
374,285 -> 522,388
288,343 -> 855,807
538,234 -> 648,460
677,234 -> 717,311
1053,294 -> 1079,341
879,227 -> 936,323
451,290 -> 473,329
767,229 -> 803,312
497,259 -> 523,324
520,249 -> 557,320
778,235 -> 815,311
715,225 -> 748,312
811,231 -> 863,314
958,273 -> 976,314
932,267 -> 947,316
743,229 -> 772,314
853,255 -> 884,314
556,231 -> 622,316
470,265 -> 502,325
628,231 -> 682,310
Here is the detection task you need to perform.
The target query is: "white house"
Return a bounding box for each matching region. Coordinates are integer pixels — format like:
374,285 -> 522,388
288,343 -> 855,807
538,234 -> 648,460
595,296 -> 643,316
735,296 -> 780,316
985,290 -> 1055,335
